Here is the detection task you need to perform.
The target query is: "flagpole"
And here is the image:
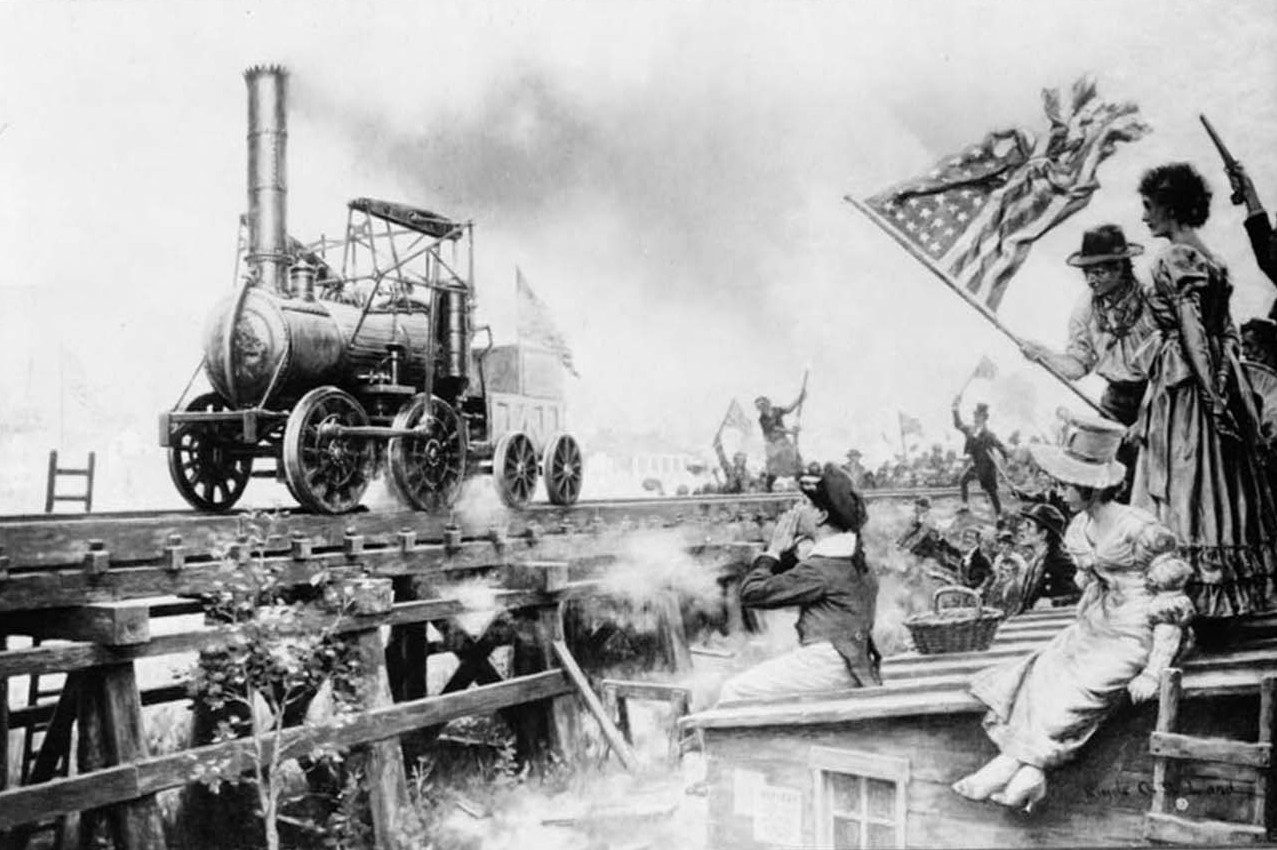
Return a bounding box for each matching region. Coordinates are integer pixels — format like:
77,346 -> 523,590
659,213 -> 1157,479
844,196 -> 1103,416
897,414 -> 907,463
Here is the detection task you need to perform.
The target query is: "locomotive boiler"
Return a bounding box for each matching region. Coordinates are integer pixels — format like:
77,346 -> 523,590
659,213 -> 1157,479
159,65 -> 583,514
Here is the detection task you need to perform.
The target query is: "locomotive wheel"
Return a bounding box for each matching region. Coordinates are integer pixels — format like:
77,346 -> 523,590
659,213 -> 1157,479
493,431 -> 539,508
388,394 -> 467,512
167,393 -> 253,512
543,433 -> 584,506
283,387 -> 374,514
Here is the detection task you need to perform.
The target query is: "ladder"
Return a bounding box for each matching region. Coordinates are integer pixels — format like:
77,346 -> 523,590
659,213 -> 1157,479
1144,668 -> 1275,845
44,450 -> 95,513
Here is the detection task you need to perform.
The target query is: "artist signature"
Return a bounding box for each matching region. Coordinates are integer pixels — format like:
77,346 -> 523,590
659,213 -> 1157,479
1083,779 -> 1251,801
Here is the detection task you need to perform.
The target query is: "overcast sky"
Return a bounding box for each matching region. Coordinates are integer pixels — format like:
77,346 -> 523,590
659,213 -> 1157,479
1,0 -> 1274,509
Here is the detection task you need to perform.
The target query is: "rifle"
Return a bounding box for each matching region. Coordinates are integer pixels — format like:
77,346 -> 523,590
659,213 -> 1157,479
1200,114 -> 1245,206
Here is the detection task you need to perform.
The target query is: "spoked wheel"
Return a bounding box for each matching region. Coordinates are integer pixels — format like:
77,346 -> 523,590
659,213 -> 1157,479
543,433 -> 584,506
388,394 -> 467,512
493,431 -> 539,508
168,393 -> 253,512
283,387 -> 374,514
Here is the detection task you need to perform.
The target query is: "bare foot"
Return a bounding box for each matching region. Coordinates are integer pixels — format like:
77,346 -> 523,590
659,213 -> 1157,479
951,755 -> 1020,801
989,764 -> 1047,813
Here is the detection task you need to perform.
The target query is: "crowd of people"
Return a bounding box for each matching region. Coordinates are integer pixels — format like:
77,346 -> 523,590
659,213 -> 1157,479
716,156 -> 1277,815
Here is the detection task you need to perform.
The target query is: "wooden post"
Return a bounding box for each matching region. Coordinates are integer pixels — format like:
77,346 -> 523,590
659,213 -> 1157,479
101,663 -> 166,850
1150,667 -> 1183,817
1256,676 -> 1275,830
77,669 -> 112,850
0,636 -> 7,793
536,603 -> 581,762
668,689 -> 691,764
551,641 -> 637,772
655,591 -> 692,674
385,577 -> 428,762
352,628 -> 423,850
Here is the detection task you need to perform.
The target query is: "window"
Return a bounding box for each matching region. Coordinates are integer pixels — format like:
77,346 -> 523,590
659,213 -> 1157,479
810,747 -> 909,849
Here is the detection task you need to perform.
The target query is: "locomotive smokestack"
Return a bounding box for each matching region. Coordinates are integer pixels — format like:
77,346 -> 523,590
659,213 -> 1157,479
244,65 -> 289,295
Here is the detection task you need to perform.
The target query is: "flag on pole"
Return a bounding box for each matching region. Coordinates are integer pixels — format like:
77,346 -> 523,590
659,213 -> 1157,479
971,355 -> 999,381
516,267 -> 579,377
860,77 -> 1150,312
898,411 -> 923,438
721,398 -> 753,436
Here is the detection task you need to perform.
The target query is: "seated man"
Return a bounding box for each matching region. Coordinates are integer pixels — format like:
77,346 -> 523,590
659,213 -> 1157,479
717,464 -> 880,703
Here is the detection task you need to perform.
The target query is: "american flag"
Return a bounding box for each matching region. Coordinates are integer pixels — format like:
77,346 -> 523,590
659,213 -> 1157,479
516,267 -> 579,377
857,78 -> 1150,312
722,398 -> 753,435
898,411 -> 923,438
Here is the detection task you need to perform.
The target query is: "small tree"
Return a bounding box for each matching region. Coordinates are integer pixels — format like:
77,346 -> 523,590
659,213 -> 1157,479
190,517 -> 362,850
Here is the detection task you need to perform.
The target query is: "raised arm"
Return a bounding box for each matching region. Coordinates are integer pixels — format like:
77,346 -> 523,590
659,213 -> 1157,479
951,399 -> 968,434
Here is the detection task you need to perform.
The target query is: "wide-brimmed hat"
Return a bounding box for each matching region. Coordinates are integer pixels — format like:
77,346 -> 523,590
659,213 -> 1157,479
1028,414 -> 1127,488
1066,224 -> 1144,267
799,463 -> 867,532
1020,503 -> 1067,540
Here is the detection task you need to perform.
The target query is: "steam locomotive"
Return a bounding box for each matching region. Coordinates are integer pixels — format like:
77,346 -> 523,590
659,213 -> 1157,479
158,66 -> 583,514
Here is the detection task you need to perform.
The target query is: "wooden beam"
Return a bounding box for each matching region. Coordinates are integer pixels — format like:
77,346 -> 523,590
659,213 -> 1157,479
1144,811 -> 1268,845
1150,668 -> 1183,817
0,602 -> 151,645
351,628 -> 423,850
600,679 -> 693,704
1149,732 -> 1271,768
551,640 -> 637,772
0,671 -> 573,830
98,663 -> 166,849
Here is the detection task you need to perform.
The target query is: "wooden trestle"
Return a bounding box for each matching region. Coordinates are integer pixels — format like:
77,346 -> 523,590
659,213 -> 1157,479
0,491 -> 945,849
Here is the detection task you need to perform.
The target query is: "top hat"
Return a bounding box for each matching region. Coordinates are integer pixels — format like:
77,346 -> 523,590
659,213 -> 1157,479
754,396 -> 770,406
846,449 -> 863,458
1020,503 -> 1067,540
1066,224 -> 1144,267
799,463 -> 867,532
1027,414 -> 1127,488
974,403 -> 990,417
1242,317 -> 1277,346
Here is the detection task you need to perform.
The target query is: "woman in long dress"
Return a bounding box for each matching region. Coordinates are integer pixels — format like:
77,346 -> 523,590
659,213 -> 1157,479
952,416 -> 1194,811
1130,162 -> 1277,626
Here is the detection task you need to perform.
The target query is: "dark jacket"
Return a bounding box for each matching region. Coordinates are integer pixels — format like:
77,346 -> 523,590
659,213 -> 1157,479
960,547 -> 995,595
1244,211 -> 1277,298
1026,543 -> 1081,607
739,548 -> 881,686
952,409 -> 1007,479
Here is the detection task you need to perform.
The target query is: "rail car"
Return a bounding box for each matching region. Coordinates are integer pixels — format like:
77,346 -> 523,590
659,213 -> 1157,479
158,65 -> 583,515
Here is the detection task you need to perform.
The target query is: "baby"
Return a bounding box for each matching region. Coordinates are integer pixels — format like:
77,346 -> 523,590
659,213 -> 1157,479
1127,552 -> 1196,703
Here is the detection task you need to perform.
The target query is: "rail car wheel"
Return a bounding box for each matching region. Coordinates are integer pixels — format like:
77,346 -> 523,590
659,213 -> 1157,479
493,431 -> 539,508
543,433 -> 584,506
168,393 -> 253,512
388,394 -> 467,512
283,387 -> 374,514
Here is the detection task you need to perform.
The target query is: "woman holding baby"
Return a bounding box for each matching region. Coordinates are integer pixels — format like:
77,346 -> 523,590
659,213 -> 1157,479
952,416 -> 1195,812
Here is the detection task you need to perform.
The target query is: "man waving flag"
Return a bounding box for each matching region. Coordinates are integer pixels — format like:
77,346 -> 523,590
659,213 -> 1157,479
851,77 -> 1150,313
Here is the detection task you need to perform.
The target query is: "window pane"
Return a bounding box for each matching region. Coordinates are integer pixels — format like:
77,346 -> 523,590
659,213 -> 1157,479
866,823 -> 897,849
866,778 -> 896,820
833,817 -> 862,849
828,773 -> 861,815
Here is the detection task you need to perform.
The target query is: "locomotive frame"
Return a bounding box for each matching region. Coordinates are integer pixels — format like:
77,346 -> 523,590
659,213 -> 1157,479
158,66 -> 583,515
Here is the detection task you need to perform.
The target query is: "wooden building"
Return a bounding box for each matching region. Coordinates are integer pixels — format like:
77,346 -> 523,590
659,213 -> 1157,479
683,606 -> 1277,848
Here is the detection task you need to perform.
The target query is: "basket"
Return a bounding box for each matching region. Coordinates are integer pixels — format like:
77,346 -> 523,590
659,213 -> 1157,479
904,586 -> 1004,655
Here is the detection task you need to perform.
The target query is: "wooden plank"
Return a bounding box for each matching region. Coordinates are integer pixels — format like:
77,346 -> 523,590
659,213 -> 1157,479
0,530 -> 705,612
0,636 -> 6,792
77,668 -> 114,848
0,670 -> 573,830
551,640 -> 638,771
0,494 -> 812,569
0,587 -> 597,680
600,679 -> 693,704
1149,732 -> 1271,768
1144,811 -> 1268,845
99,663 -> 166,849
655,591 -> 692,674
352,628 -> 423,850
1256,676 -> 1275,827
0,602 -> 151,646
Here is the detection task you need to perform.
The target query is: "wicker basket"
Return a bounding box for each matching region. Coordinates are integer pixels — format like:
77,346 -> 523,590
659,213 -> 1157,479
904,586 -> 1004,655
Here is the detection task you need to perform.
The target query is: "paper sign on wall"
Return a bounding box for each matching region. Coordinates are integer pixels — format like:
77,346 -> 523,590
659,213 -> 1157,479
753,784 -> 803,846
732,769 -> 765,815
